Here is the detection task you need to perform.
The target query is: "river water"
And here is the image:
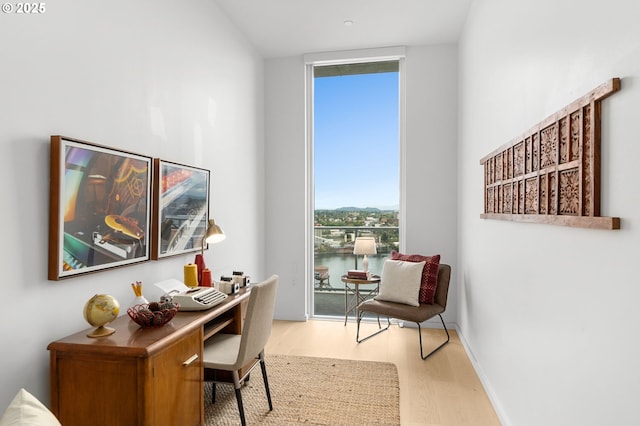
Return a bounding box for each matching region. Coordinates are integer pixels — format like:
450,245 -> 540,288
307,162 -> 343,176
314,253 -> 387,288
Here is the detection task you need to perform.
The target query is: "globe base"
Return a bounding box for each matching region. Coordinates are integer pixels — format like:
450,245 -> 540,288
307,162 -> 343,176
87,325 -> 116,338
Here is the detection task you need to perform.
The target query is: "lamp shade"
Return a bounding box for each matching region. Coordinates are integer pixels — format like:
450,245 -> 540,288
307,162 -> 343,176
204,219 -> 226,244
196,218 -> 225,286
200,218 -> 225,258
353,237 -> 377,255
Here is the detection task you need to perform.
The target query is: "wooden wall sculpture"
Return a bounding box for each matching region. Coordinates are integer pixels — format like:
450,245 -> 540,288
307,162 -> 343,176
480,78 -> 620,229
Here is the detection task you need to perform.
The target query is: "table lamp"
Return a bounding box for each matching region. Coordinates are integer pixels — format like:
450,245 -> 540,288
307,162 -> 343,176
353,237 -> 377,272
194,218 -> 225,285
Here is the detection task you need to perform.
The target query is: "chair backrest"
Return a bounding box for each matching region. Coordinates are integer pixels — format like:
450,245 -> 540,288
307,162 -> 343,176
433,264 -> 451,308
235,275 -> 279,367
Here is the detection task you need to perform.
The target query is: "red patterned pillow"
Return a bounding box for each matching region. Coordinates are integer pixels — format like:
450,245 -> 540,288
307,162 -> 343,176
390,251 -> 440,304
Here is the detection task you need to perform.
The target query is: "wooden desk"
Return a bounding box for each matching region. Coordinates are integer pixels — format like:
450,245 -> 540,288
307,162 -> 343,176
47,288 -> 250,426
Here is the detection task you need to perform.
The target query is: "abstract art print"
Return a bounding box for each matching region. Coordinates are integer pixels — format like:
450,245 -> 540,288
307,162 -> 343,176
151,160 -> 210,259
48,136 -> 152,280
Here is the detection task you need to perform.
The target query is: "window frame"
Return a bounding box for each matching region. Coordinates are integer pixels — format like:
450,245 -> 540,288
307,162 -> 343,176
304,47 -> 407,318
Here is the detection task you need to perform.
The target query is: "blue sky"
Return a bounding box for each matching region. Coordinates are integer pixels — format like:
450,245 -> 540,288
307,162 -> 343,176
314,71 -> 399,210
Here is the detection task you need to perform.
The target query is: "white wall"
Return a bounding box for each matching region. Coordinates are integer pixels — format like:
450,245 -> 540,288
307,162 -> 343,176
0,0 -> 264,410
264,55 -> 308,320
458,0 -> 640,424
405,45 -> 459,322
264,45 -> 459,324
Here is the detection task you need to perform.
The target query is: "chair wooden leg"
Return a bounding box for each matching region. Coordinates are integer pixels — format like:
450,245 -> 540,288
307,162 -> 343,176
356,308 -> 391,343
417,314 -> 450,360
259,352 -> 273,411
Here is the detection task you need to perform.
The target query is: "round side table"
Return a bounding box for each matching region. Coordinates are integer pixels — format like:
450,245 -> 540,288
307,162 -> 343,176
340,275 -> 380,325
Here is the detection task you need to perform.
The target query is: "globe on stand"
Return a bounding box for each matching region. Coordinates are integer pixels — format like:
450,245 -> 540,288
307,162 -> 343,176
83,294 -> 120,338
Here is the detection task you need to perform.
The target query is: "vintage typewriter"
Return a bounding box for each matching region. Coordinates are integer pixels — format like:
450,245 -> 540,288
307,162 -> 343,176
154,279 -> 228,311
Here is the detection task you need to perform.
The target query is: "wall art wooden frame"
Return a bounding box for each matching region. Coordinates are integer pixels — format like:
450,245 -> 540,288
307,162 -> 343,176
151,159 -> 210,259
49,136 -> 153,280
480,78 -> 621,230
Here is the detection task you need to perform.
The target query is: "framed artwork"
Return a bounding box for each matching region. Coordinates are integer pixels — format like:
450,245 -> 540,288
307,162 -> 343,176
151,159 -> 210,259
48,136 -> 153,280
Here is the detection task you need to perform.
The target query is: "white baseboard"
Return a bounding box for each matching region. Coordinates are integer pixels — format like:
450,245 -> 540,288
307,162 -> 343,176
453,324 -> 510,426
274,313 -> 308,321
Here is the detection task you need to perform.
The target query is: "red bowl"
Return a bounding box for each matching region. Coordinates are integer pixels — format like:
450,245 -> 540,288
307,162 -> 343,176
127,303 -> 179,328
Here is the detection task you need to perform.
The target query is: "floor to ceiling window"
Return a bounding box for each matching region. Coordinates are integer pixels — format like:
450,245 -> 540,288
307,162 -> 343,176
308,57 -> 403,319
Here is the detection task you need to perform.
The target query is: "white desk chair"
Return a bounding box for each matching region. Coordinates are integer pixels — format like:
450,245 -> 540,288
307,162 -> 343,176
203,275 -> 278,426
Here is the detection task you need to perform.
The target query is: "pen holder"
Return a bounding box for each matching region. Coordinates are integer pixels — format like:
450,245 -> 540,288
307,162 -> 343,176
129,295 -> 149,308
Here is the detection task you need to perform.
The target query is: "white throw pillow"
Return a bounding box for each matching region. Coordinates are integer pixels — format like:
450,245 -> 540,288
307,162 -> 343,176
0,389 -> 61,426
375,259 -> 425,307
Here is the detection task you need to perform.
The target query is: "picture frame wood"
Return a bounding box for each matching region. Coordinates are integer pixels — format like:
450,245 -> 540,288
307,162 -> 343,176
48,136 -> 153,280
151,159 -> 210,260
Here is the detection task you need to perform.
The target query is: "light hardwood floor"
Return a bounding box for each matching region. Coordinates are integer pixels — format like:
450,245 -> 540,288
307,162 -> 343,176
265,319 -> 501,426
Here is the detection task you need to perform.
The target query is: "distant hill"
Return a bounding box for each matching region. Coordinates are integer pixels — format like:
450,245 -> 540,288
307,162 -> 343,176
335,207 -> 380,212
315,206 -> 399,212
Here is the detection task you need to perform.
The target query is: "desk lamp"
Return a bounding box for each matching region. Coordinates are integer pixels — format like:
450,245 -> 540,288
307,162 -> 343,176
194,218 -> 225,286
353,237 -> 377,273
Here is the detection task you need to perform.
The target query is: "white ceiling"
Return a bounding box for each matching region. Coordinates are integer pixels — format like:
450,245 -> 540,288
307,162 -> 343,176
214,0 -> 472,58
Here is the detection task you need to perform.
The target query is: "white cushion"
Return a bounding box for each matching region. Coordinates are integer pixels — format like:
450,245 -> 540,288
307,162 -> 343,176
0,389 -> 61,426
375,259 -> 425,307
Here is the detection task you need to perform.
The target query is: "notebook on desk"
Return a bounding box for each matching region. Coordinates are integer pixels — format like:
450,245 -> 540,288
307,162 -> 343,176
154,278 -> 228,311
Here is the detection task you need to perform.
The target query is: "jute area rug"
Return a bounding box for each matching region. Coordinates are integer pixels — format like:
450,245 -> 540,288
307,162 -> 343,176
204,354 -> 400,425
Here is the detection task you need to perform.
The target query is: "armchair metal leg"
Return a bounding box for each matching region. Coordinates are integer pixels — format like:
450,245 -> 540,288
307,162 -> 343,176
417,314 -> 450,360
356,309 -> 391,343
